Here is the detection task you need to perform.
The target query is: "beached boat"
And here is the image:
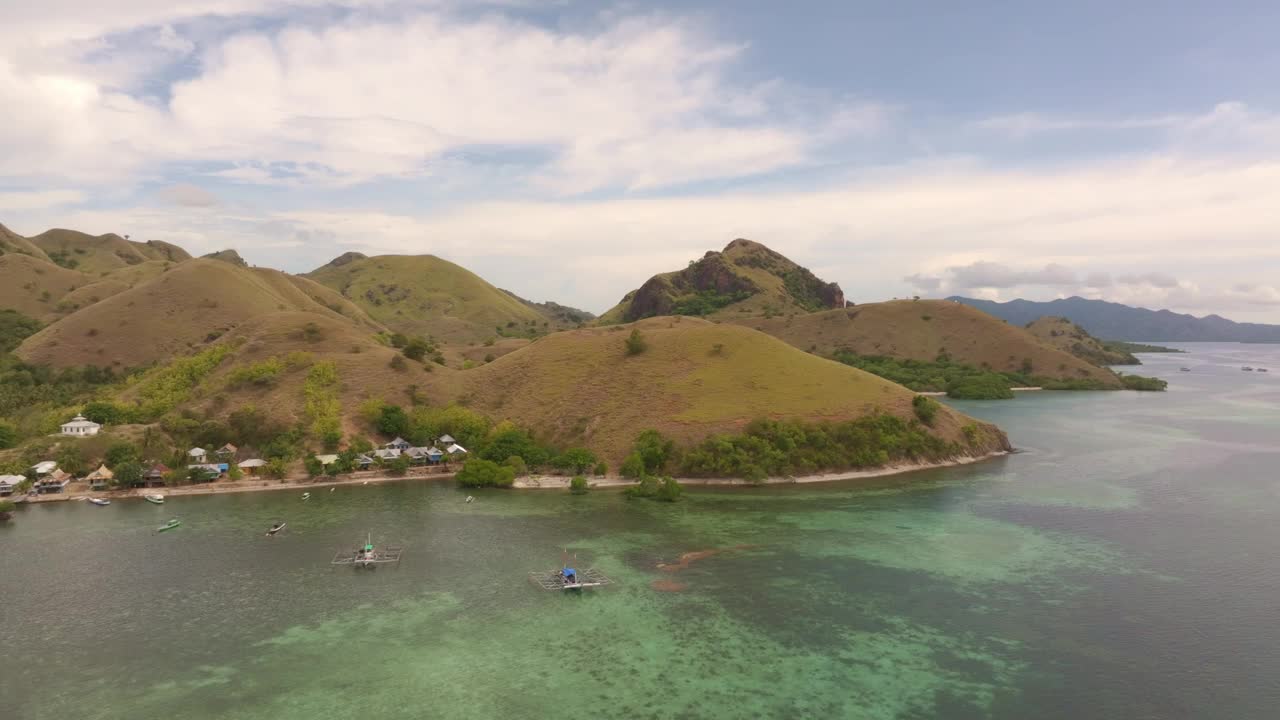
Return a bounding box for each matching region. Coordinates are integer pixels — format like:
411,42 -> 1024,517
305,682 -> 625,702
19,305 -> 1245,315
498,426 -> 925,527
266,522 -> 286,536
157,518 -> 181,532
144,494 -> 165,504
88,498 -> 110,506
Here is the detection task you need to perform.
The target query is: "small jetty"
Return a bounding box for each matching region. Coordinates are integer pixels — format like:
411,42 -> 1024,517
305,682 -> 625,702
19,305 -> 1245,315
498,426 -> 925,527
331,534 -> 403,568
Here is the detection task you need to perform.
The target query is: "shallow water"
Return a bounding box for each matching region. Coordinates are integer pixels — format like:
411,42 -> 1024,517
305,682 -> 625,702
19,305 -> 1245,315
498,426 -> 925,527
2,343 -> 1279,719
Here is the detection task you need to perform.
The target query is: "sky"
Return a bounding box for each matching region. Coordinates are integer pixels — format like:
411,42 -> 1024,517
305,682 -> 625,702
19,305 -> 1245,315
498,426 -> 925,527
2,0 -> 1279,321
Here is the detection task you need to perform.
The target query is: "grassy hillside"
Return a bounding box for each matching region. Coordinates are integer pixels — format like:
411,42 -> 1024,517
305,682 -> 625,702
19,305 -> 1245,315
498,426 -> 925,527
1025,316 -> 1139,366
16,259 -> 383,368
0,254 -> 87,320
732,299 -> 1122,388
29,228 -> 190,273
0,223 -> 53,261
306,254 -> 546,343
433,317 -> 1006,467
599,239 -> 844,323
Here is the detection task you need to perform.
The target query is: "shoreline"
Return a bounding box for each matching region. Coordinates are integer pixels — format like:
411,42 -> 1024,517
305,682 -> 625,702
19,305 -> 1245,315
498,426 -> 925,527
14,451 -> 1009,505
514,450 -> 1009,489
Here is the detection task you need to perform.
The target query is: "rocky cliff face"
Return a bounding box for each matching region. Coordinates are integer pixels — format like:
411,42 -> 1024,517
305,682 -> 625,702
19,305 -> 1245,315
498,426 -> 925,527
613,239 -> 844,322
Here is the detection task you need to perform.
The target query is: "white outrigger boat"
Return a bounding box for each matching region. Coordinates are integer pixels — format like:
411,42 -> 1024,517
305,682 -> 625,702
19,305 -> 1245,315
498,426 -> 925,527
144,494 -> 165,504
88,498 -> 111,506
529,550 -> 612,591
302,492 -> 311,501
331,533 -> 403,569
266,521 -> 286,536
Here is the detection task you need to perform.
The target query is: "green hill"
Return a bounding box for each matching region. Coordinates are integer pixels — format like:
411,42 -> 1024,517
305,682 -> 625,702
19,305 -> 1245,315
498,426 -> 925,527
599,239 -> 844,323
432,317 -> 1007,468
731,299 -> 1123,388
306,254 -> 546,343
1025,316 -> 1139,366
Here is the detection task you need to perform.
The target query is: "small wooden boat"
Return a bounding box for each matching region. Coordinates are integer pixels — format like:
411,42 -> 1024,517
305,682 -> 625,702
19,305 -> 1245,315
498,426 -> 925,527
1179,367 -> 1191,372
1243,366 -> 1255,371
157,518 -> 181,532
266,522 -> 286,536
302,492 -> 311,501
331,533 -> 402,568
88,498 -> 111,506
144,494 -> 165,504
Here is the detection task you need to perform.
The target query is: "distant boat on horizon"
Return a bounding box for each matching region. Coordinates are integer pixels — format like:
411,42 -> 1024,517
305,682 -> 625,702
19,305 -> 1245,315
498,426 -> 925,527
1242,366 -> 1255,372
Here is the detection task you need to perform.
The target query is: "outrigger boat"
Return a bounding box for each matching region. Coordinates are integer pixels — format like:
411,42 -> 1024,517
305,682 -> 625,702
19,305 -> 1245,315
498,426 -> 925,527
266,521 -> 286,536
331,533 -> 402,569
302,492 -> 311,501
529,550 -> 613,591
144,494 -> 165,504
157,518 -> 181,532
88,498 -> 111,506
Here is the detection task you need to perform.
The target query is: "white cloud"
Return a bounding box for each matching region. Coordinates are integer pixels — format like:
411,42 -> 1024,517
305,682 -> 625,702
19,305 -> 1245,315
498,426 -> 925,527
0,189 -> 85,210
0,6 -> 874,192
157,183 -> 220,207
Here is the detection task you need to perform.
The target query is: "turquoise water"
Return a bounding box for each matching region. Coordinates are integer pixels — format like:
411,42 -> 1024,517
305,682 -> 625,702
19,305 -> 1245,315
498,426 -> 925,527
2,343 -> 1279,719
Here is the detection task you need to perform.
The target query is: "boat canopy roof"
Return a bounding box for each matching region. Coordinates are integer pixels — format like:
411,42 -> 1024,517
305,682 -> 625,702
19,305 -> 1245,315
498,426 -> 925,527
564,567 -> 576,575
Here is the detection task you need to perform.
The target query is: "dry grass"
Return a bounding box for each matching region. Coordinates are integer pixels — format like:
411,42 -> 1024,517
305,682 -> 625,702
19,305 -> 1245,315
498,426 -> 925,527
29,228 -> 189,274
1025,316 -> 1134,366
430,317 -> 985,467
0,254 -> 85,321
731,299 -> 1122,387
307,254 -> 544,343
16,259 -> 384,368
0,222 -> 52,261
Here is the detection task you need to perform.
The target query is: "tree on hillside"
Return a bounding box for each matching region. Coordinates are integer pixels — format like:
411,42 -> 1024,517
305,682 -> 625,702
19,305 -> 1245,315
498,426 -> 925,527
377,404 -> 410,438
56,444 -> 86,476
625,328 -> 648,356
82,401 -> 128,425
911,395 -> 940,426
112,461 -> 144,488
105,442 -> 140,467
0,421 -> 16,450
620,452 -> 645,479
403,338 -> 430,361
554,448 -> 598,475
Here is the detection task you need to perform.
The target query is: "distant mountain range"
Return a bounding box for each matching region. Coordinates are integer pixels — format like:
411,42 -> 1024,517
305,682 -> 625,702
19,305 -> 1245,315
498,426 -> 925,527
950,296 -> 1280,343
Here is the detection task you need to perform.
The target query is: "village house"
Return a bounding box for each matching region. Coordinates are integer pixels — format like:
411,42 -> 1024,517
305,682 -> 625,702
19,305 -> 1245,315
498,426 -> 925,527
238,458 -> 267,475
437,434 -> 455,446
60,414 -> 101,437
373,448 -> 401,461
187,463 -> 227,481
187,447 -> 208,462
0,475 -> 25,496
405,447 -> 444,465
30,460 -> 57,476
36,469 -> 73,494
85,465 -> 114,490
315,454 -> 339,466
141,463 -> 170,488
445,443 -> 468,459
215,443 -> 238,460
354,454 -> 376,469
383,437 -> 411,451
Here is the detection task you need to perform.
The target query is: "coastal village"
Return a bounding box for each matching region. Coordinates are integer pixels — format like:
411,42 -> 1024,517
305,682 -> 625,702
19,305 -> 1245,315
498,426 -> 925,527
0,413 -> 469,502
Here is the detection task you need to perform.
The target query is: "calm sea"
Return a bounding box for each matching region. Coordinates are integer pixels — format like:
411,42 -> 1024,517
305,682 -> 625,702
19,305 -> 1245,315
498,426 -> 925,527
2,343 -> 1278,719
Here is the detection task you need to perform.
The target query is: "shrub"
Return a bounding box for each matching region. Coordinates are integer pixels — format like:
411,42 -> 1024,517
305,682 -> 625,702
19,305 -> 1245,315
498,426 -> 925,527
226,357 -> 285,388
625,328 -> 647,356
455,459 -> 516,488
228,464 -> 244,481
553,447 -> 599,474
634,429 -> 674,474
112,461 -> 144,488
946,375 -> 1015,400
403,338 -> 430,361
478,426 -> 552,467
104,442 -> 140,467
592,461 -> 608,477
620,452 -> 645,479
389,355 -> 407,371
376,404 -> 410,438
961,424 -> 980,445
265,458 -> 289,479
305,456 -> 324,477
301,322 -> 323,342
82,401 -> 131,425
911,395 -> 940,426
1120,374 -> 1168,391
656,476 -> 684,502
569,475 -> 588,495
304,362 -> 341,443
0,499 -> 15,521
625,475 -> 660,498
504,455 -> 529,477
389,455 -> 411,475
0,421 -> 16,450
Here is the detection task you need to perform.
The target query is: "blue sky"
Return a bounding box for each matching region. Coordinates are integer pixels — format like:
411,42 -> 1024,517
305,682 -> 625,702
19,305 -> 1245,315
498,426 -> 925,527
1,0 -> 1278,320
